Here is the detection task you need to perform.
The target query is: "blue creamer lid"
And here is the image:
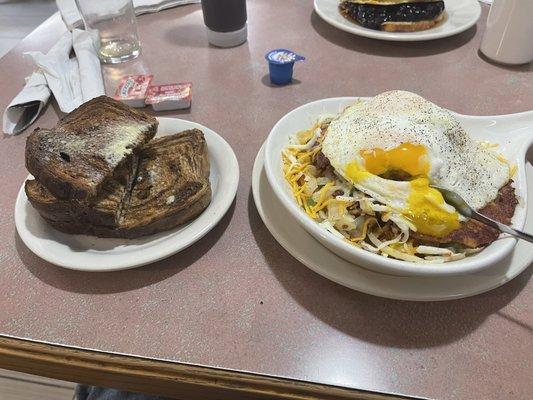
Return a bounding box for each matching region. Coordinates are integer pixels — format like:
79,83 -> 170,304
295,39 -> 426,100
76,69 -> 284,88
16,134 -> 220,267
265,49 -> 305,85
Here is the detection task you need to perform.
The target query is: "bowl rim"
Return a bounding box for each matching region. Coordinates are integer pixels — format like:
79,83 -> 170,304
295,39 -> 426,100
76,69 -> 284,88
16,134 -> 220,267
264,96 -> 532,277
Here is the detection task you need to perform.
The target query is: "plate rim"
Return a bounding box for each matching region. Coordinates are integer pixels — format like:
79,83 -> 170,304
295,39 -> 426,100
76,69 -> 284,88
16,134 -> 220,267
263,96 -> 533,277
14,117 -> 239,272
253,144 -> 533,301
313,0 -> 482,42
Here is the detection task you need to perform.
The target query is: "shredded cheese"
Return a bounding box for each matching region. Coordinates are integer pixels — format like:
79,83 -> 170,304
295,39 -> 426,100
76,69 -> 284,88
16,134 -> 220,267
281,118 -> 472,264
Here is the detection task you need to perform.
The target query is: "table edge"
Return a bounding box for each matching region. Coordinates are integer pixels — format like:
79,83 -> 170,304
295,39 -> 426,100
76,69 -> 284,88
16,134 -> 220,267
0,335 -> 419,400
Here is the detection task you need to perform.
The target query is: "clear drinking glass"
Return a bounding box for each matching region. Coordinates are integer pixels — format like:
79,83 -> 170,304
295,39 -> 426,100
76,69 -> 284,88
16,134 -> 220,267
75,0 -> 141,64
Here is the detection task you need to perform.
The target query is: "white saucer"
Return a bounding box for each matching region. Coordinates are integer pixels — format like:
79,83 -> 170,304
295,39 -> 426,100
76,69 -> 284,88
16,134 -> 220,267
15,118 -> 239,272
314,0 -> 481,42
252,145 -> 532,301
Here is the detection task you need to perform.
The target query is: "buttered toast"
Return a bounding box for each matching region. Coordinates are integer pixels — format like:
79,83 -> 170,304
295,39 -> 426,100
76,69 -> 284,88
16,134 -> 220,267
25,96 -> 157,201
25,129 -> 211,239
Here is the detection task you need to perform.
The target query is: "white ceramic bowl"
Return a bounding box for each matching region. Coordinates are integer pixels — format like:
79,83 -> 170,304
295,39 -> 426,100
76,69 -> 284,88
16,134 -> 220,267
264,98 -> 532,277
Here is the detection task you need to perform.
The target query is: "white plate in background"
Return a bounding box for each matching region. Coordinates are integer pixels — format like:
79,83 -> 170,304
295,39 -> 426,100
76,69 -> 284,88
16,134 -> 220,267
314,0 -> 481,41
253,145 -> 532,301
15,117 -> 239,272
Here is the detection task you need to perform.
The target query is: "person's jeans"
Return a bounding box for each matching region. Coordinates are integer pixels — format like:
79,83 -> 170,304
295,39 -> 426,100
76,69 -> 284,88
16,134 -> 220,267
75,385 -> 173,400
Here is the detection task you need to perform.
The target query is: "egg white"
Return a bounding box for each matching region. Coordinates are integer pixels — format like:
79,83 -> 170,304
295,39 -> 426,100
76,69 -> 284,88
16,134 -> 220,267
322,90 -> 509,210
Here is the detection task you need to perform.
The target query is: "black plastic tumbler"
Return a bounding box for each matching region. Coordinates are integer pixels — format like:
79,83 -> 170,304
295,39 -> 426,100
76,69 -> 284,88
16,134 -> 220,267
201,0 -> 247,47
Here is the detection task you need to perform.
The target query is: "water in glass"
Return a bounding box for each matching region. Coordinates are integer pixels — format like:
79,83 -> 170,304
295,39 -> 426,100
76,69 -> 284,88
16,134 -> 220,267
76,0 -> 141,64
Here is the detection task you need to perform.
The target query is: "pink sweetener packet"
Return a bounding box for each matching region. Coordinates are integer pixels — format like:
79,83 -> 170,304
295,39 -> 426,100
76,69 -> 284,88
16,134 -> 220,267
145,82 -> 192,111
114,74 -> 153,108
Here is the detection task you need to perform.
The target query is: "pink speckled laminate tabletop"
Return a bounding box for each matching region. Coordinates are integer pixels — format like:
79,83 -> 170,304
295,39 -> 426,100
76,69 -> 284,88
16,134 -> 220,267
1,2 -> 532,399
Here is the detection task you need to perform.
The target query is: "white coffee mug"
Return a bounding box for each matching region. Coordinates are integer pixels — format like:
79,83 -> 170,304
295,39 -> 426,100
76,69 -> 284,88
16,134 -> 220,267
480,0 -> 533,65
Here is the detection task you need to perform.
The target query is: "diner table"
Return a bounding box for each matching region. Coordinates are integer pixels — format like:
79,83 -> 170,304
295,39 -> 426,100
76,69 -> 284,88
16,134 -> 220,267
0,1 -> 532,399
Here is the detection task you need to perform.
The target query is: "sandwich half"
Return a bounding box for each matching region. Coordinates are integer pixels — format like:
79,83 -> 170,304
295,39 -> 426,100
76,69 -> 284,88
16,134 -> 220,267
25,95 -> 158,202
25,129 -> 211,239
339,0 -> 445,32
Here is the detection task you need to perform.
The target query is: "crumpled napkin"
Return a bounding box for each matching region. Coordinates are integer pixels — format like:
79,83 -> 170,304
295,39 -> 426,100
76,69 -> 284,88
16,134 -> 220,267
3,29 -> 105,135
2,71 -> 50,136
56,0 -> 201,30
72,30 -> 105,103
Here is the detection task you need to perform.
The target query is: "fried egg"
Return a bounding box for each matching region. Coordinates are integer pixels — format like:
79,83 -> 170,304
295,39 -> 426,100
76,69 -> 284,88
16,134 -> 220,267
322,91 -> 510,238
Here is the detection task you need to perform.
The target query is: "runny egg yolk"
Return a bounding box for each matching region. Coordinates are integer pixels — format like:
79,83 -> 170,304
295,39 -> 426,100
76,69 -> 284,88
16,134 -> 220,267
360,143 -> 429,177
406,177 -> 461,237
345,143 -> 460,238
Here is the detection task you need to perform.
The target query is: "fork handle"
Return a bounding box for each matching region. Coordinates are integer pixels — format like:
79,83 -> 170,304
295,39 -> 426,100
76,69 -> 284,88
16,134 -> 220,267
472,211 -> 533,244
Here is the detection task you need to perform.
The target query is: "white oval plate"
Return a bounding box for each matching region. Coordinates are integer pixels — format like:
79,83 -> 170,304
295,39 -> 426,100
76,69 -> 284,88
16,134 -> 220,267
264,97 -> 532,277
254,145 -> 533,301
15,117 -> 239,272
314,0 -> 481,42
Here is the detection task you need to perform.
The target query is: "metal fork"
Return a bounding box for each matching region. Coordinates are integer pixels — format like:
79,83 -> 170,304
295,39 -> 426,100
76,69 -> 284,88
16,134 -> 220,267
432,186 -> 533,244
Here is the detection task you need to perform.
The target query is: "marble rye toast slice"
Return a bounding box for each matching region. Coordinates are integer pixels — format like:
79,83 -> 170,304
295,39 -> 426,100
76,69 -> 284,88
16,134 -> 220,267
25,158 -> 138,228
25,95 -> 158,201
25,129 -> 211,239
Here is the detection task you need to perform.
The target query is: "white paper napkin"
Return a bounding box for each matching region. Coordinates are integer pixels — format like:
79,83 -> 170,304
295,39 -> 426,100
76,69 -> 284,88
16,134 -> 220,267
56,0 -> 201,30
3,29 -> 105,135
72,29 -> 106,102
25,32 -> 81,114
2,71 -> 51,135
